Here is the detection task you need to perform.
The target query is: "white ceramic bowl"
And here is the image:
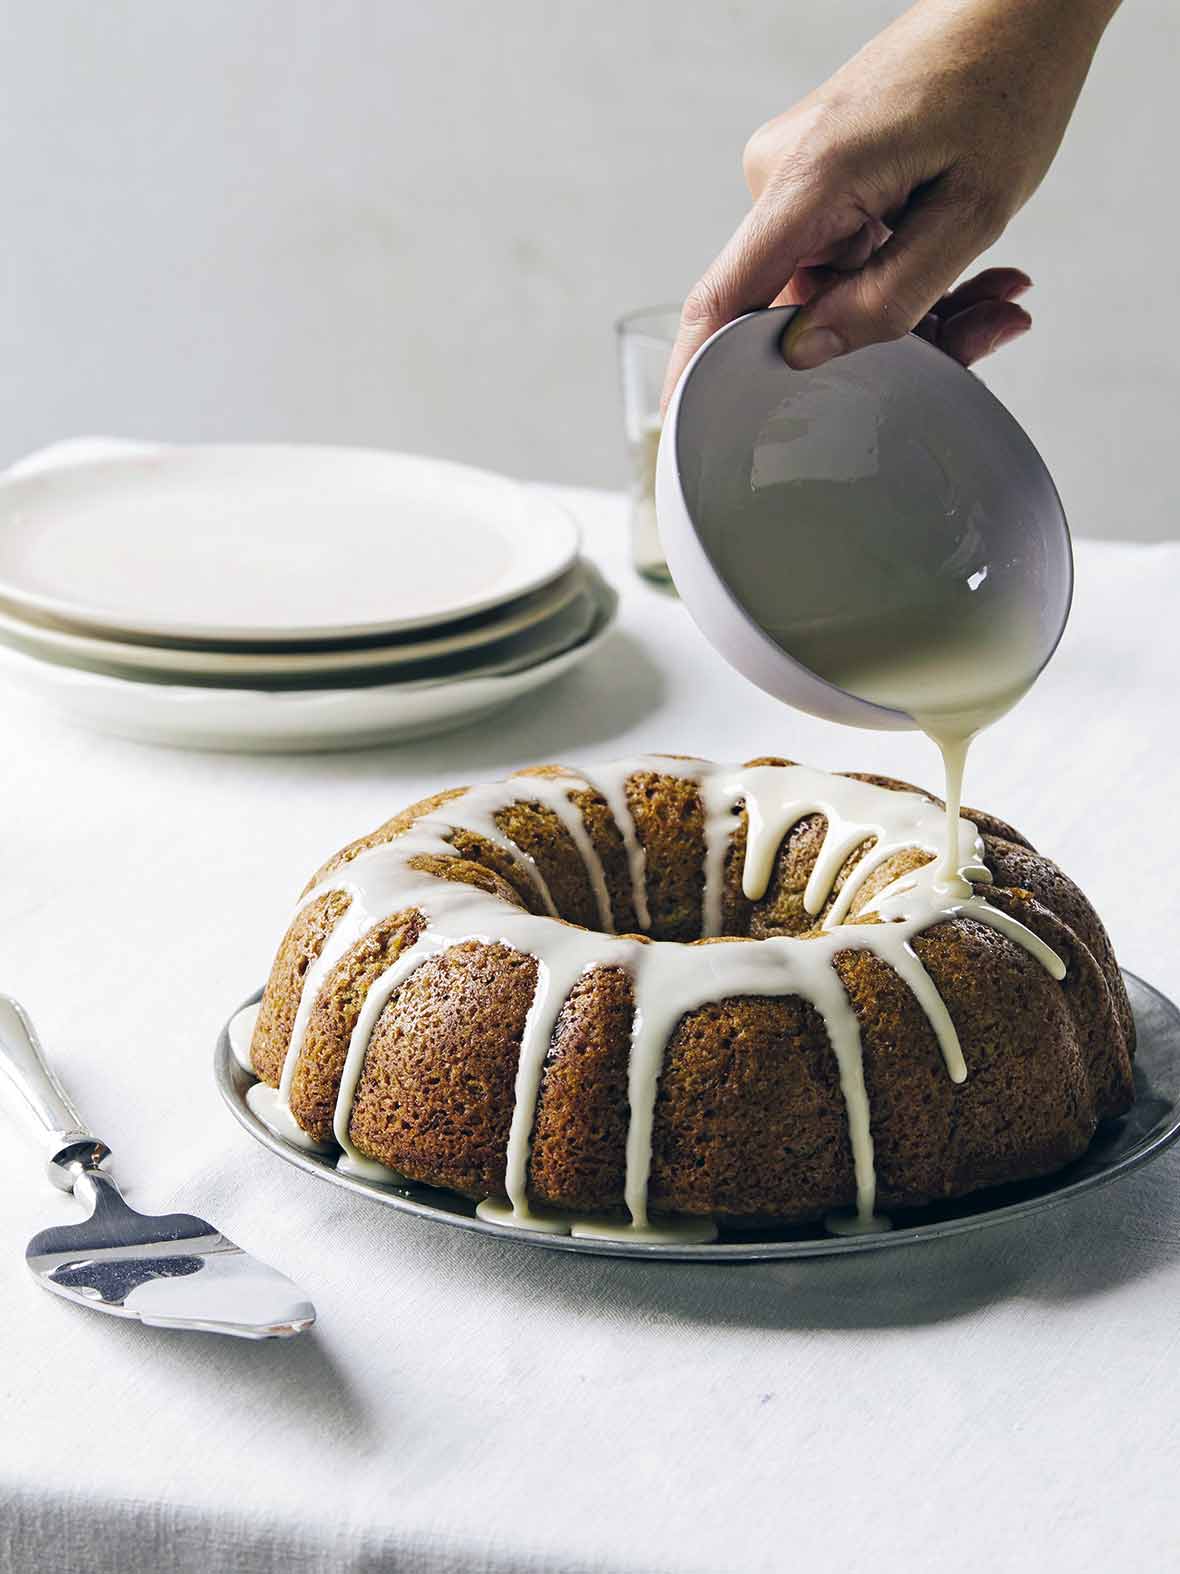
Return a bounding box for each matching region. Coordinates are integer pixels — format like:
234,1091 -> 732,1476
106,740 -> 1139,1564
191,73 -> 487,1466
657,307 -> 1073,731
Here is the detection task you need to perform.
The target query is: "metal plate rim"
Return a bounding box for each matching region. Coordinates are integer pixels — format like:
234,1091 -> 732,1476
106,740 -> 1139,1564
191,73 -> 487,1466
214,970 -> 1180,1263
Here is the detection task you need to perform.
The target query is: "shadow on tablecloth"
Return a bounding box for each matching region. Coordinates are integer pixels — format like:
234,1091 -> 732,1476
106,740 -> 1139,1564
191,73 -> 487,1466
400,1137 -> 1180,1334
170,626 -> 668,777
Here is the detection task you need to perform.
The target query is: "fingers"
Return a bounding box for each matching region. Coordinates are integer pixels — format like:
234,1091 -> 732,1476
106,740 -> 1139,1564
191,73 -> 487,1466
813,214 -> 893,276
782,181 -> 1007,370
931,298 -> 1031,365
914,267 -> 1033,364
771,217 -> 894,307
933,267 -> 1031,317
659,182 -> 866,413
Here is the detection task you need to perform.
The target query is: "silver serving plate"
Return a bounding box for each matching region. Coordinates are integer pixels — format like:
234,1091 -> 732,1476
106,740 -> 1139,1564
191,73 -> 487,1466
215,971 -> 1180,1262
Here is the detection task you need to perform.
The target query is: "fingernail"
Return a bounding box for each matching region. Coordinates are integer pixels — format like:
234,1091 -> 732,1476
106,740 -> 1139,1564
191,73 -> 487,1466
784,325 -> 846,370
988,320 -> 1031,356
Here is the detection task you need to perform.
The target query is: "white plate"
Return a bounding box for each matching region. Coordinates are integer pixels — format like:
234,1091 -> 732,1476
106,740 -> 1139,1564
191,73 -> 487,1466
0,444 -> 581,643
0,562 -> 592,685
0,572 -> 601,693
0,580 -> 617,751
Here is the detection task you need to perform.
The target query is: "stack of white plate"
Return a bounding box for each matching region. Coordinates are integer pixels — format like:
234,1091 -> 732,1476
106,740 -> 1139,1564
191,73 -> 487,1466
0,441 -> 616,751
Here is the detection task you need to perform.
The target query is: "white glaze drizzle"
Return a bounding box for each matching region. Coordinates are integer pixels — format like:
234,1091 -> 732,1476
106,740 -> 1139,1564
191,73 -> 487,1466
508,775 -> 616,933
271,771 -> 619,1123
228,1002 -> 260,1072
699,770 -> 743,938
252,758 -> 1065,1235
578,758 -> 652,932
246,1081 -> 336,1153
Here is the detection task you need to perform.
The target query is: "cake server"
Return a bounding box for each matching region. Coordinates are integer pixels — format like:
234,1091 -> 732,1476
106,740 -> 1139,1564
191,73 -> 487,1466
0,994 -> 315,1339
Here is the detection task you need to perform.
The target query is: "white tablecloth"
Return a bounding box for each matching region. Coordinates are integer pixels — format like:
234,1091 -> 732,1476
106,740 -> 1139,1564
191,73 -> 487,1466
2,487 -> 1178,1574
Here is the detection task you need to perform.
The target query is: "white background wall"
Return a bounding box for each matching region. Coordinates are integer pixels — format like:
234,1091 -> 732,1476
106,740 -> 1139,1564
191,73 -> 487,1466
3,1 -> 1175,537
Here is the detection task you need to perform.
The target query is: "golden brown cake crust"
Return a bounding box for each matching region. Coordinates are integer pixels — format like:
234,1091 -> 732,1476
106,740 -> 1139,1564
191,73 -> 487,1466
349,941 -> 537,1199
251,759 -> 1136,1224
251,889 -> 352,1087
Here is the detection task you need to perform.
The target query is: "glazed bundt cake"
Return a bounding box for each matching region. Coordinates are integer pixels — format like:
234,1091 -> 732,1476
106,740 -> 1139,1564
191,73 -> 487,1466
240,756 -> 1135,1239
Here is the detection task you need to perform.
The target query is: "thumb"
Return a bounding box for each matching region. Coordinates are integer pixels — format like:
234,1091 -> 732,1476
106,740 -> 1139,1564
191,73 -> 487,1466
660,183 -> 870,413
782,184 -> 1004,370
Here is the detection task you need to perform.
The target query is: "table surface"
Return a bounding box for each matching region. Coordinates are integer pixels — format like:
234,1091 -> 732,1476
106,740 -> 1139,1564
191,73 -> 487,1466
2,487 -> 1178,1574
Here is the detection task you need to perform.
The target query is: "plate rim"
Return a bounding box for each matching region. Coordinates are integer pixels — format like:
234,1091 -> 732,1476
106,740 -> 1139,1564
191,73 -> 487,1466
0,576 -> 614,705
0,444 -> 582,643
213,969 -> 1180,1262
0,563 -> 591,680
0,585 -> 618,751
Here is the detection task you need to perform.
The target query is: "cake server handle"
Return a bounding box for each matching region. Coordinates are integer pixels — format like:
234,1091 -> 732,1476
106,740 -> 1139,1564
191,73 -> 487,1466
0,994 -> 111,1190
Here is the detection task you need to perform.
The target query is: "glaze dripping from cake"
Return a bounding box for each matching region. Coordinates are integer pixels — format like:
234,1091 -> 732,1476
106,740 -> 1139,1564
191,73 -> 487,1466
244,758 -> 1066,1238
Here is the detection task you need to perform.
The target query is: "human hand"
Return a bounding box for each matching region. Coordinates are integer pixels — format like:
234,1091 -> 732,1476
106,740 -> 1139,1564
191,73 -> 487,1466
662,0 -> 1119,407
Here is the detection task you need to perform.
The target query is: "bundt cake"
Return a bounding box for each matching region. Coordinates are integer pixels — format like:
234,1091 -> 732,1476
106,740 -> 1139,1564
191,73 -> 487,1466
238,755 -> 1135,1240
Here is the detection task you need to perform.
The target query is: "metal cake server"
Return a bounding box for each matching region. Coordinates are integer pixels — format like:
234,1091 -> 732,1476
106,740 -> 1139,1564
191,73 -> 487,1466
0,994 -> 315,1339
